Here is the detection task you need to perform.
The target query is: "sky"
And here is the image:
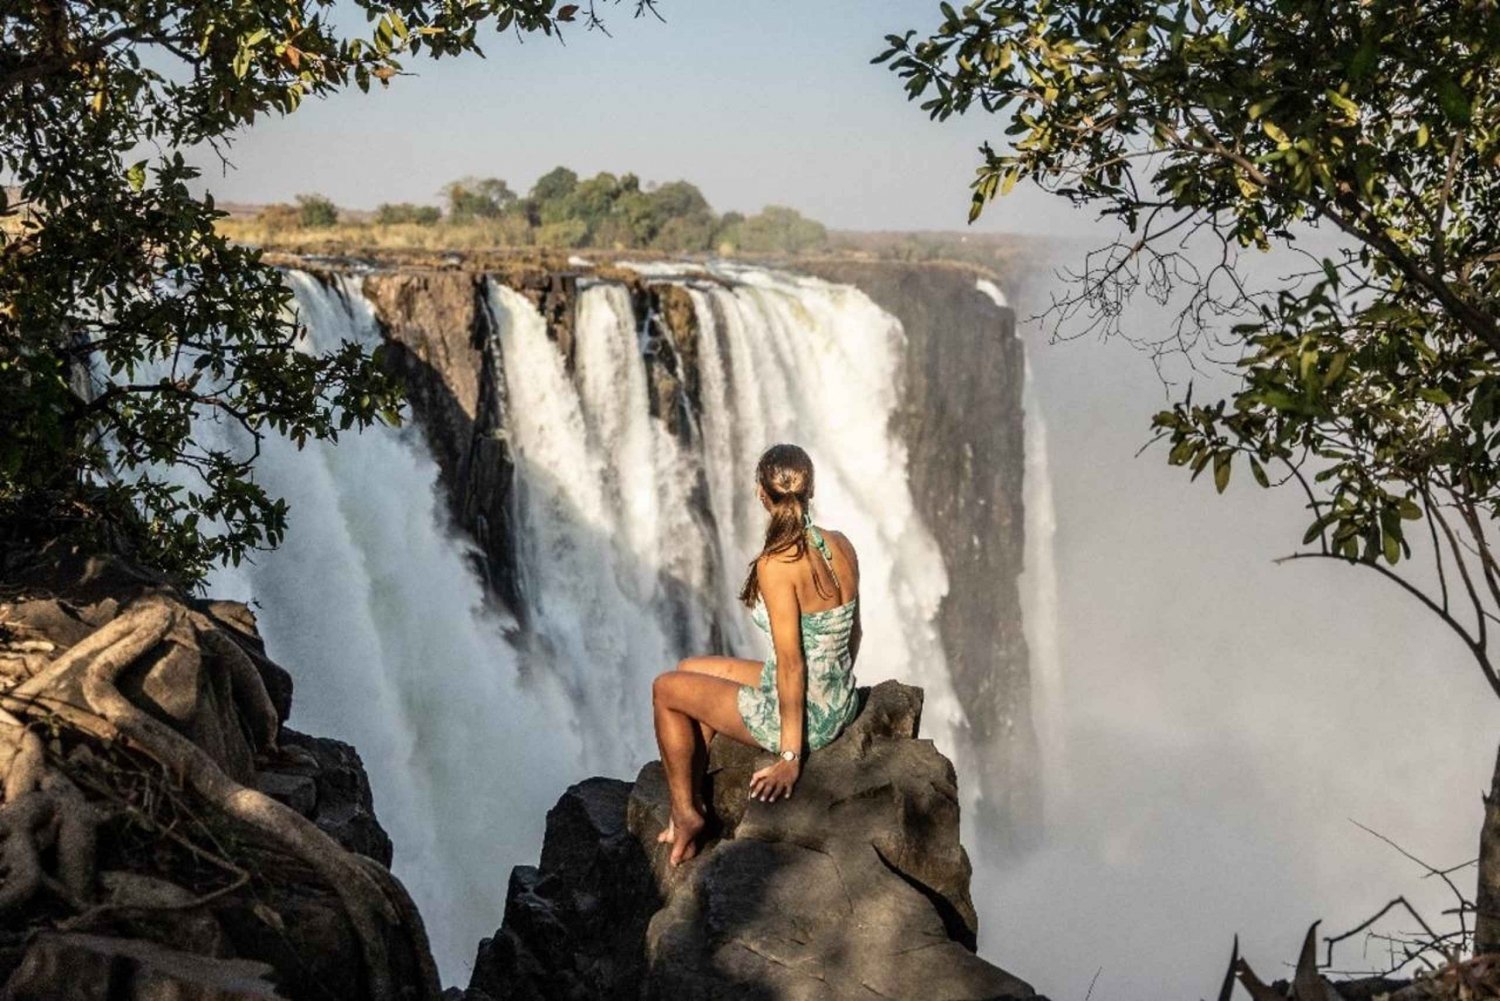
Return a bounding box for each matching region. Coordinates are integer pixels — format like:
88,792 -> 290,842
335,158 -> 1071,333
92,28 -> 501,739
190,1 -> 1096,236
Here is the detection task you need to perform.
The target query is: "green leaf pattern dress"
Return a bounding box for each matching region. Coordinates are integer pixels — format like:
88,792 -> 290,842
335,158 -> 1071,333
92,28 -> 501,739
737,522 -> 860,753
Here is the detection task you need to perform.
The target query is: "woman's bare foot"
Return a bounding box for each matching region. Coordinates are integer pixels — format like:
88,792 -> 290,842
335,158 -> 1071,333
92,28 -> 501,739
657,796 -> 707,845
667,807 -> 705,867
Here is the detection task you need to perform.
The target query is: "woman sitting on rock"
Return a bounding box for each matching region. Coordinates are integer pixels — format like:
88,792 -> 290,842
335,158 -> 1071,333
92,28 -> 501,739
650,442 -> 862,867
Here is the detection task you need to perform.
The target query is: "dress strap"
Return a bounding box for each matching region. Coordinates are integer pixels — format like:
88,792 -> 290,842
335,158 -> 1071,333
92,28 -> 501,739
806,524 -> 841,591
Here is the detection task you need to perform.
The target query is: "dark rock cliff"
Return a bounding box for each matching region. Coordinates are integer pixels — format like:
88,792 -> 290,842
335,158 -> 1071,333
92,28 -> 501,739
0,551 -> 431,1001
802,260 -> 1038,849
461,681 -> 1037,1001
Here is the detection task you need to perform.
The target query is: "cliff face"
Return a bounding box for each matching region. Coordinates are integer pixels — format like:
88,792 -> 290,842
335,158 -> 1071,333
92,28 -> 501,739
802,260 -> 1037,846
0,551 -> 431,1001
361,269 -> 526,612
463,681 -> 1037,1001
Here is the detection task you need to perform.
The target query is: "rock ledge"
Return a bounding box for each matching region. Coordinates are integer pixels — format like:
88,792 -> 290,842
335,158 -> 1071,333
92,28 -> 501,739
463,680 -> 1036,1001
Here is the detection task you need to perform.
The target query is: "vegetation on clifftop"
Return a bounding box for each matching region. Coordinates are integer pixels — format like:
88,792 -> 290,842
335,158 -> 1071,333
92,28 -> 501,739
221,166 -> 831,256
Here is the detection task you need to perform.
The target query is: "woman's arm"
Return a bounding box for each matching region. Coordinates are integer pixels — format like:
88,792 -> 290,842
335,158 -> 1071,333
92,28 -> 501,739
747,554 -> 804,803
759,554 -> 806,757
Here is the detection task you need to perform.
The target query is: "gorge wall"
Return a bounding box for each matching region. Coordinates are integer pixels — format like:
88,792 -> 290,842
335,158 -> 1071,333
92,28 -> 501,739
802,260 -> 1035,843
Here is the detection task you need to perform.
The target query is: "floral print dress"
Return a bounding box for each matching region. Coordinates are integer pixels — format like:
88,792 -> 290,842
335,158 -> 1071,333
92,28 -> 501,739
737,522 -> 860,753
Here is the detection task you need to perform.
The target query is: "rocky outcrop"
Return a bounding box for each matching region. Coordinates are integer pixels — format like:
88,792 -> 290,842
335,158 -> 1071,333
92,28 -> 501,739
0,550 -> 430,1001
804,260 -> 1038,850
463,681 -> 1036,1001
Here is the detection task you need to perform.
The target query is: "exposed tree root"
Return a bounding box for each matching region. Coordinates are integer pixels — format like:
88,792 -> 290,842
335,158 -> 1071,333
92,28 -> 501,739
0,594 -> 440,1001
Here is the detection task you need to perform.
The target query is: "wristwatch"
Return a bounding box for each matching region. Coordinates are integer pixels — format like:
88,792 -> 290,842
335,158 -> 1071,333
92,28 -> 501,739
779,748 -> 800,763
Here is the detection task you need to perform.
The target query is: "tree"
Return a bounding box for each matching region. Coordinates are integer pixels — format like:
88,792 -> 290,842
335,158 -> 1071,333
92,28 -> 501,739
373,202 -> 442,226
442,176 -> 520,222
295,192 -> 339,227
530,165 -> 580,205
880,0 -> 1500,957
0,0 -> 636,583
721,205 -> 828,255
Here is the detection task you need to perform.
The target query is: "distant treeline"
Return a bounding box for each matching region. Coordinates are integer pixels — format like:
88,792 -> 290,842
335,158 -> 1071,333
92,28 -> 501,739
251,168 -> 829,255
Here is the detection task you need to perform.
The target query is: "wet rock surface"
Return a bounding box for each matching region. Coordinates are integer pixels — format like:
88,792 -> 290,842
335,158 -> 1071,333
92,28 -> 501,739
464,681 -> 1036,1001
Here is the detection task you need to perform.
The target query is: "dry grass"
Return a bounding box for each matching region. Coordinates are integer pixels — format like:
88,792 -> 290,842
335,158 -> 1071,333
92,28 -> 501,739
215,217 -> 557,254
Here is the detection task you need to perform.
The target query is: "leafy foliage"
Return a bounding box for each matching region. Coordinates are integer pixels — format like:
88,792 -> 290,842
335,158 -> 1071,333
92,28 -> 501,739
295,193 -> 339,227
881,1 -> 1500,693
443,176 -> 520,222
244,166 -> 830,254
0,1 -> 645,581
373,202 -> 442,226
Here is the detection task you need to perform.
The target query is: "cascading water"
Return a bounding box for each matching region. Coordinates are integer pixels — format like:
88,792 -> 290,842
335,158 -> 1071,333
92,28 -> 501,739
488,263 -> 967,785
974,277 -> 1064,803
1020,356 -> 1065,804
485,280 -> 714,774
212,263 -> 1001,984
207,272 -> 579,979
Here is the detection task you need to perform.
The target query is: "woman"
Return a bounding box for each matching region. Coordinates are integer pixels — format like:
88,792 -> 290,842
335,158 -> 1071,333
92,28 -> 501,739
650,443 -> 863,867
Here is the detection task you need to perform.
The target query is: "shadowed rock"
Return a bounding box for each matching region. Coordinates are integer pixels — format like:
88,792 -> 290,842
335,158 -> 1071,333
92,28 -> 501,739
465,681 -> 1036,1001
0,932 -> 282,1000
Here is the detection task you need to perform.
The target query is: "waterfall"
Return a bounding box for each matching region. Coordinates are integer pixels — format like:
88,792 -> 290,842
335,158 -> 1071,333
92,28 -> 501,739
974,276 -> 1064,805
486,280 -> 714,773
212,263 -> 981,984
1020,356 -> 1065,807
487,264 -> 966,786
207,273 -> 579,979
684,266 -> 963,756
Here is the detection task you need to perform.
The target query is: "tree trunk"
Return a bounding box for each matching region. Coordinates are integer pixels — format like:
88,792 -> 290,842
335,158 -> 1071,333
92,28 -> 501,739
1477,742 -> 1500,955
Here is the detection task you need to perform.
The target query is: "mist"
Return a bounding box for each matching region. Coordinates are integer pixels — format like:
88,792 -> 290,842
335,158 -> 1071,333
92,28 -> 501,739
971,244 -> 1499,998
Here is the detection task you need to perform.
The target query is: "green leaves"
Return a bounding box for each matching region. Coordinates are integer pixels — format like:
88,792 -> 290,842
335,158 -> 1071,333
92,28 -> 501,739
1434,73 -> 1472,125
3,0 -> 614,582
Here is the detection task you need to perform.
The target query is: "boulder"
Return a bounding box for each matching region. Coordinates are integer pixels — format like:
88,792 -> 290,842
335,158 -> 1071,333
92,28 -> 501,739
467,778 -> 658,1001
466,681 -> 1036,1001
274,728 -> 395,866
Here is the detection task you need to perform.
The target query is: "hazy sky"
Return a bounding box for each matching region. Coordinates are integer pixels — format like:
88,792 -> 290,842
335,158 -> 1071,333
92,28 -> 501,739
191,2 -> 1095,236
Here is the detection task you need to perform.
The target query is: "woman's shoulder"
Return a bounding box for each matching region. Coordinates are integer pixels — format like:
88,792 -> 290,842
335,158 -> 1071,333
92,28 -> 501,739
821,527 -> 857,563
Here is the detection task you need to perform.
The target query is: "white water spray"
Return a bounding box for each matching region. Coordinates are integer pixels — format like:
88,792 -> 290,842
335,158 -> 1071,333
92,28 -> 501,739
1020,356 -> 1065,805
207,273 -> 578,980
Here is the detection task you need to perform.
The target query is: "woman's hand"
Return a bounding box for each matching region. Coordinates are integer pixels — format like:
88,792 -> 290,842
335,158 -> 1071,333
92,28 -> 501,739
748,758 -> 800,802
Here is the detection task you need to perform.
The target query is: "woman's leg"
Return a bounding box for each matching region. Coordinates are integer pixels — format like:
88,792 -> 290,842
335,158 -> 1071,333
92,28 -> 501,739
674,655 -> 762,746
655,656 -> 763,846
651,670 -> 761,866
